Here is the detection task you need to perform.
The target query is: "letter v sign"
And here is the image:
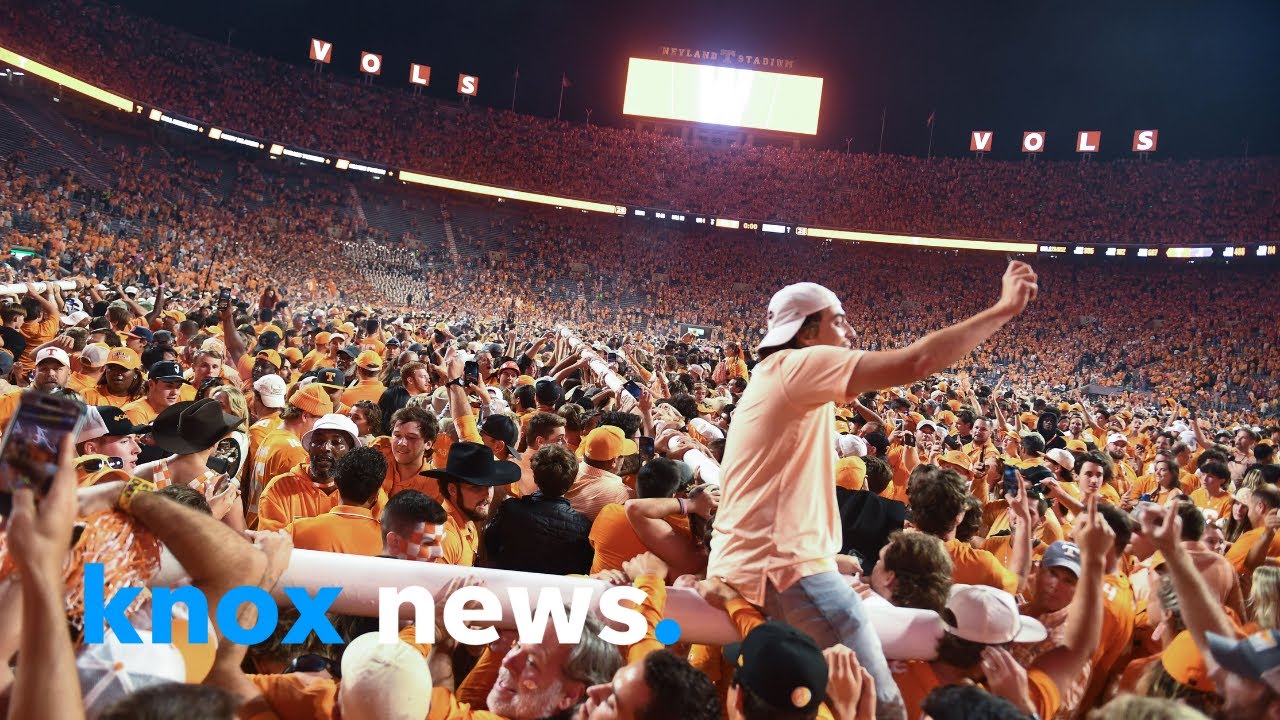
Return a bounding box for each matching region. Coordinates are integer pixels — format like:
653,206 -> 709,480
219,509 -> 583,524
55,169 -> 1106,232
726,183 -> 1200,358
310,39 -> 332,64
970,131 -> 993,152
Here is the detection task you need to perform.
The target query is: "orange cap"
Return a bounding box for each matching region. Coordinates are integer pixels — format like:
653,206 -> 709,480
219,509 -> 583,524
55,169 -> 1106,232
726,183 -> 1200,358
1161,630 -> 1216,692
282,347 -> 304,364
255,350 -> 282,368
516,375 -> 536,387
1065,438 -> 1088,454
315,332 -> 332,346
581,426 -> 637,461
356,350 -> 382,370
105,346 -> 142,371
939,450 -> 973,473
289,384 -> 334,417
835,456 -> 866,491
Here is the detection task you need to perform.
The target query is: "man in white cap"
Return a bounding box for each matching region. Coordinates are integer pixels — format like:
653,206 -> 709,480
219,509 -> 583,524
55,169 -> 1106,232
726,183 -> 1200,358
0,346 -> 74,425
251,373 -> 287,422
67,344 -> 109,395
707,261 -> 1039,720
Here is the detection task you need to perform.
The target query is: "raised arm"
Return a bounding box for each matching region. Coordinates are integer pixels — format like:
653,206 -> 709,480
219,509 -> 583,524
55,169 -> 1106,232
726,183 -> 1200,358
1140,504 -> 1236,653
848,262 -> 1037,397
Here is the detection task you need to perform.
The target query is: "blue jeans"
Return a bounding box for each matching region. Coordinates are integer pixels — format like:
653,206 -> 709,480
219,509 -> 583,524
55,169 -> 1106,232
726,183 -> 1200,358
764,572 -> 907,720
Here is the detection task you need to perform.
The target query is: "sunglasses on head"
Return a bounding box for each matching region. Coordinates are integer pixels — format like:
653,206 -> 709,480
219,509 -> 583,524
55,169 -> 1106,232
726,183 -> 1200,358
77,456 -> 125,473
284,653 -> 341,678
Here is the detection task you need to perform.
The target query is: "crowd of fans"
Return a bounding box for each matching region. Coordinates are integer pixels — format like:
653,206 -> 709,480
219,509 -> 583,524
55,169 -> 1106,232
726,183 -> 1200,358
0,5 -> 1277,717
2,0 -> 1278,247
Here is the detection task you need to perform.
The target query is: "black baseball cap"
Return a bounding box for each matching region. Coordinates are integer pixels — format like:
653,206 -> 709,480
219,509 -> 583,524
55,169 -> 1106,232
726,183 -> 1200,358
315,367 -> 346,389
480,415 -> 519,450
724,621 -> 828,713
148,360 -> 185,383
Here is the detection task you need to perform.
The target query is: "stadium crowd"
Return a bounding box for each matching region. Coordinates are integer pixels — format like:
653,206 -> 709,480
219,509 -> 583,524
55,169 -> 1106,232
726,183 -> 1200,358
0,3 -> 1278,717
2,0 -> 1278,247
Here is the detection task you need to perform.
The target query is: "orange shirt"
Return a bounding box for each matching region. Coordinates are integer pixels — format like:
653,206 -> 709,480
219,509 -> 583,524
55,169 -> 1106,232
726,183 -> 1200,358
122,397 -> 166,426
287,505 -> 382,556
251,428 -> 308,500
341,378 -> 386,406
890,660 -> 1060,720
82,386 -> 136,409
66,372 -> 100,394
944,538 -> 1019,594
256,464 -> 338,532
1190,488 -> 1234,523
0,390 -> 22,427
706,345 -> 862,606
17,315 -> 58,375
437,497 -> 480,567
369,436 -> 438,501
1226,527 -> 1280,574
588,503 -> 690,575
1081,572 -> 1135,709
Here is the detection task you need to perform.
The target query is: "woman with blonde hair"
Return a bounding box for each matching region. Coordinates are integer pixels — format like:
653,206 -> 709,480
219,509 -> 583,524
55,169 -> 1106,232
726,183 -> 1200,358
1248,565 -> 1280,630
207,384 -> 251,485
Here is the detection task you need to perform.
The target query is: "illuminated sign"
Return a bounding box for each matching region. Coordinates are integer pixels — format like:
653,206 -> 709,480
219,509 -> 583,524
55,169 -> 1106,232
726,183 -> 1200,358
970,131 -> 993,152
670,214 -> 686,221
659,46 -> 797,71
1022,132 -> 1046,153
762,223 -> 787,234
309,39 -> 333,64
410,64 -> 431,86
281,148 -> 328,163
159,114 -> 200,132
634,209 -> 647,216
209,129 -> 263,149
623,58 -> 823,135
1133,130 -> 1158,152
714,218 -> 741,229
458,74 -> 479,96
360,52 -> 382,76
1076,131 -> 1101,153
0,46 -> 134,112
1040,245 -> 1067,253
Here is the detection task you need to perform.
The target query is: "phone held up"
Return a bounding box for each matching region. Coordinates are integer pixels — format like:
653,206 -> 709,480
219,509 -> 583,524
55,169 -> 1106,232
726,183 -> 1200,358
217,287 -> 232,312
0,392 -> 86,516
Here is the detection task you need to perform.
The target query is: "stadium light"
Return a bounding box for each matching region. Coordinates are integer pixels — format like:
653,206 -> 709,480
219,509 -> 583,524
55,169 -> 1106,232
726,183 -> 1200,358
0,46 -> 133,111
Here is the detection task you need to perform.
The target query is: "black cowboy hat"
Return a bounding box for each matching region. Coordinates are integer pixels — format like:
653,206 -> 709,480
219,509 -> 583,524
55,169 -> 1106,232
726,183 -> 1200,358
151,399 -> 243,455
421,442 -> 519,487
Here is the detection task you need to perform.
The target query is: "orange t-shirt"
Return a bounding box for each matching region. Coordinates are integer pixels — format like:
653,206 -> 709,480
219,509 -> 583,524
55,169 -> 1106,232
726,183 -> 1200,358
1081,572 -> 1136,709
287,505 -> 382,556
890,660 -> 1061,720
1190,488 -> 1234,523
82,387 -> 136,409
588,503 -> 691,574
251,428 -> 308,497
1226,527 -> 1280,574
437,497 -> 480,567
17,315 -> 59,375
341,378 -> 386,406
945,538 -> 1019,594
369,436 -> 439,501
122,397 -> 165,426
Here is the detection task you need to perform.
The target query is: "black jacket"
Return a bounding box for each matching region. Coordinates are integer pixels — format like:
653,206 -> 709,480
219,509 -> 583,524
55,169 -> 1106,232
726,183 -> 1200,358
835,487 -> 909,572
485,492 -> 594,575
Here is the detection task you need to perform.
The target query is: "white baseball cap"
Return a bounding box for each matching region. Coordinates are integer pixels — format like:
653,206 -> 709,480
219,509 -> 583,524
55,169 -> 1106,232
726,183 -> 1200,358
1106,432 -> 1128,445
1045,448 -> 1075,471
301,413 -> 361,448
916,419 -> 941,435
78,628 -> 186,718
944,584 -> 1047,645
80,344 -> 110,368
837,434 -> 868,458
34,346 -> 71,368
61,310 -> 91,327
338,632 -> 432,720
758,282 -> 843,350
253,374 -> 287,409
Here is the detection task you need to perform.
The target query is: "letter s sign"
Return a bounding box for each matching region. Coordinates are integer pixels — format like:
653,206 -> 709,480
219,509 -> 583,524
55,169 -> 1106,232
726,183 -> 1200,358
457,74 -> 479,96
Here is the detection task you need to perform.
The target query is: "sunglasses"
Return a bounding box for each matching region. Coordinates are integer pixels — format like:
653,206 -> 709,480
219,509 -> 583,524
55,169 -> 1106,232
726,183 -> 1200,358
78,456 -> 125,473
284,653 -> 341,678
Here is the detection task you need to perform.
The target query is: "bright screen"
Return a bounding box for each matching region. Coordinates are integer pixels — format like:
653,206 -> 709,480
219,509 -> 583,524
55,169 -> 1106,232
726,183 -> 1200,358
622,57 -> 823,135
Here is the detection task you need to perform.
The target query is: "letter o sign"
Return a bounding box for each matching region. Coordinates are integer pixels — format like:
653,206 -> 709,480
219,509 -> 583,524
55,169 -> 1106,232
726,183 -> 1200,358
360,52 -> 383,76
1022,131 -> 1045,153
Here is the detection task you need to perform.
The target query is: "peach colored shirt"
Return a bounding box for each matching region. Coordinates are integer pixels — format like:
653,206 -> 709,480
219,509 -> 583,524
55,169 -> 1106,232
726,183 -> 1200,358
708,345 -> 863,605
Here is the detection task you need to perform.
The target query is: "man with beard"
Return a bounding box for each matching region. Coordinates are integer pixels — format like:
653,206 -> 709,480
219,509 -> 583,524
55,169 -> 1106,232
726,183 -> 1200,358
123,361 -> 186,425
964,416 -> 1000,502
1104,432 -> 1138,505
0,347 -> 75,425
257,413 -> 360,531
83,347 -> 143,408
249,384 -> 333,527
485,618 -> 623,720
422,441 -> 517,566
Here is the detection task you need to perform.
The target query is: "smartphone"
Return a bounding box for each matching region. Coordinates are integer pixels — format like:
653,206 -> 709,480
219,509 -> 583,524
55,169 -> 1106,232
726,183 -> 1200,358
638,436 -> 655,459
217,287 -> 231,311
464,360 -> 480,382
623,380 -> 644,400
1002,467 -> 1021,497
607,352 -> 619,363
0,392 -> 86,516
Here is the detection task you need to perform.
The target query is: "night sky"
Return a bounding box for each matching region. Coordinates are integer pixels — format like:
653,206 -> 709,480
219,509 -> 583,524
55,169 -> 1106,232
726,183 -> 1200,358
115,0 -> 1280,159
